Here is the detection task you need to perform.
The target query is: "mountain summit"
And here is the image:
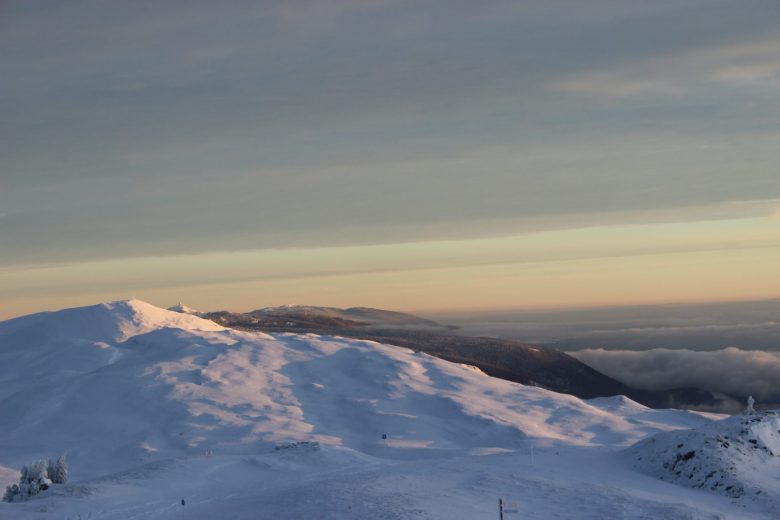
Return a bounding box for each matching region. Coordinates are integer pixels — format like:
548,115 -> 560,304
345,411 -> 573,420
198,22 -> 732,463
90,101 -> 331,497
0,298 -> 223,346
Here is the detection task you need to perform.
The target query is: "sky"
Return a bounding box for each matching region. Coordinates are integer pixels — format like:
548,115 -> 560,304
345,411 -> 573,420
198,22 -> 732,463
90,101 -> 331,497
2,0 -> 780,319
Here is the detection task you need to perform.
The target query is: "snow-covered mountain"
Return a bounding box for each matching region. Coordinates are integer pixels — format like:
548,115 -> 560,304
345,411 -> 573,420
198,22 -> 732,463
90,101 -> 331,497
198,305 -> 733,410
0,300 -> 776,519
249,304 -> 448,329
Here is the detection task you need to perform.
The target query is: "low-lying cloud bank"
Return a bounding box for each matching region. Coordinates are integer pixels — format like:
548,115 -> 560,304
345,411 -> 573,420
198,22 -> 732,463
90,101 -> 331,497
571,347 -> 780,405
554,320 -> 780,351
441,299 -> 780,351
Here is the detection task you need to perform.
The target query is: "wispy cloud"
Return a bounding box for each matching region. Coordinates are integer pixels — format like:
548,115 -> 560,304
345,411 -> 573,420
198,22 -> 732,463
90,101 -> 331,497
556,38 -> 780,97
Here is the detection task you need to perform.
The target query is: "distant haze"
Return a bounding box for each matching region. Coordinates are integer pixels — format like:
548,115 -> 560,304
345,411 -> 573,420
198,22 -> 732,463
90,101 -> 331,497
435,299 -> 780,351
2,1 -> 780,317
436,298 -> 780,405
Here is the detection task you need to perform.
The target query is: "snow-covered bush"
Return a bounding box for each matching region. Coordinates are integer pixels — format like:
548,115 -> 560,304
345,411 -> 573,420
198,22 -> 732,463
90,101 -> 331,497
1,485 -> 18,503
2,455 -> 66,502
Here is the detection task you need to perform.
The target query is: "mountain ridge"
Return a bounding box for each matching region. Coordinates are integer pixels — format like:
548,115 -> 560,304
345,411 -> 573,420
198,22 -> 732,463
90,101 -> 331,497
195,303 -> 734,411
1,299 -> 775,519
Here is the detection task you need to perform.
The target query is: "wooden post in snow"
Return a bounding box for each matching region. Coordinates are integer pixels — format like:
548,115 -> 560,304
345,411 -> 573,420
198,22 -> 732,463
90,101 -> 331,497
499,497 -> 504,520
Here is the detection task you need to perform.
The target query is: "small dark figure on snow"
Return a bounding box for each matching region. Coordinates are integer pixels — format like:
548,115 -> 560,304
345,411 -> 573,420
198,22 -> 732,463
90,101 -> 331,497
181,499 -> 185,506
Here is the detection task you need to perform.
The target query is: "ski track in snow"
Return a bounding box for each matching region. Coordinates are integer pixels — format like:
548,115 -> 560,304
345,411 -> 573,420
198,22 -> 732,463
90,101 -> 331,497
0,299 -> 776,519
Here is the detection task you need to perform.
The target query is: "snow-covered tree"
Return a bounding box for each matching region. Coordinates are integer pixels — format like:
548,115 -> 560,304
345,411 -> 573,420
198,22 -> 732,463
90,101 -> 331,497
46,459 -> 55,483
2,459 -> 53,502
50,455 -> 67,484
746,395 -> 756,414
2,484 -> 19,503
23,460 -> 48,488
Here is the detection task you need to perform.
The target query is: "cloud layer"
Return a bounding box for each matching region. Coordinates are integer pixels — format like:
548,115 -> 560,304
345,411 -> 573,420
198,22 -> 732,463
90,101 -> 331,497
441,299 -> 780,350
571,347 -> 780,404
3,0 -> 780,268
3,1 -> 780,315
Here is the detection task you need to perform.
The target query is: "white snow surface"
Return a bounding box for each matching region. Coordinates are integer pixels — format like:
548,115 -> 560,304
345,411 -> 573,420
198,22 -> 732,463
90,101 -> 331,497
0,299 -> 776,519
627,411 -> 780,502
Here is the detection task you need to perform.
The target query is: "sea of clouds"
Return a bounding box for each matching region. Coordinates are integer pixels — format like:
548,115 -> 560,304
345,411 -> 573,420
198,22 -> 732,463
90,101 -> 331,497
571,347 -> 780,405
438,299 -> 780,406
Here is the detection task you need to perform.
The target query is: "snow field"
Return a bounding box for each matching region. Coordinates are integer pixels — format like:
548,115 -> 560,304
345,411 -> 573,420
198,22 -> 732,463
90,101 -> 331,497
0,300 -> 776,519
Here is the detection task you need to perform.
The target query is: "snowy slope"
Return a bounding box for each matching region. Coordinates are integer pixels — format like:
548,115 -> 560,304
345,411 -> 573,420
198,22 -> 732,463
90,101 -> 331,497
0,300 -> 775,519
627,411 -> 780,501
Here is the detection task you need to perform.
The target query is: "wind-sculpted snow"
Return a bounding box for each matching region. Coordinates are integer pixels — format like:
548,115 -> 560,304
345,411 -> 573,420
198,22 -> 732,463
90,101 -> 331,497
0,300 -> 775,519
627,411 -> 780,505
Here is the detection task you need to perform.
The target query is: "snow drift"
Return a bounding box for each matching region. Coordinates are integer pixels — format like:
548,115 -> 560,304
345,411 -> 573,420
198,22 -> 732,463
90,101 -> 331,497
627,411 -> 780,501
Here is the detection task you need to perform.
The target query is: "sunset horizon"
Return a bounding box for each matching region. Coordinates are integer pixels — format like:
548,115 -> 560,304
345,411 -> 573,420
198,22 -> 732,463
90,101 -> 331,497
2,2 -> 780,517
